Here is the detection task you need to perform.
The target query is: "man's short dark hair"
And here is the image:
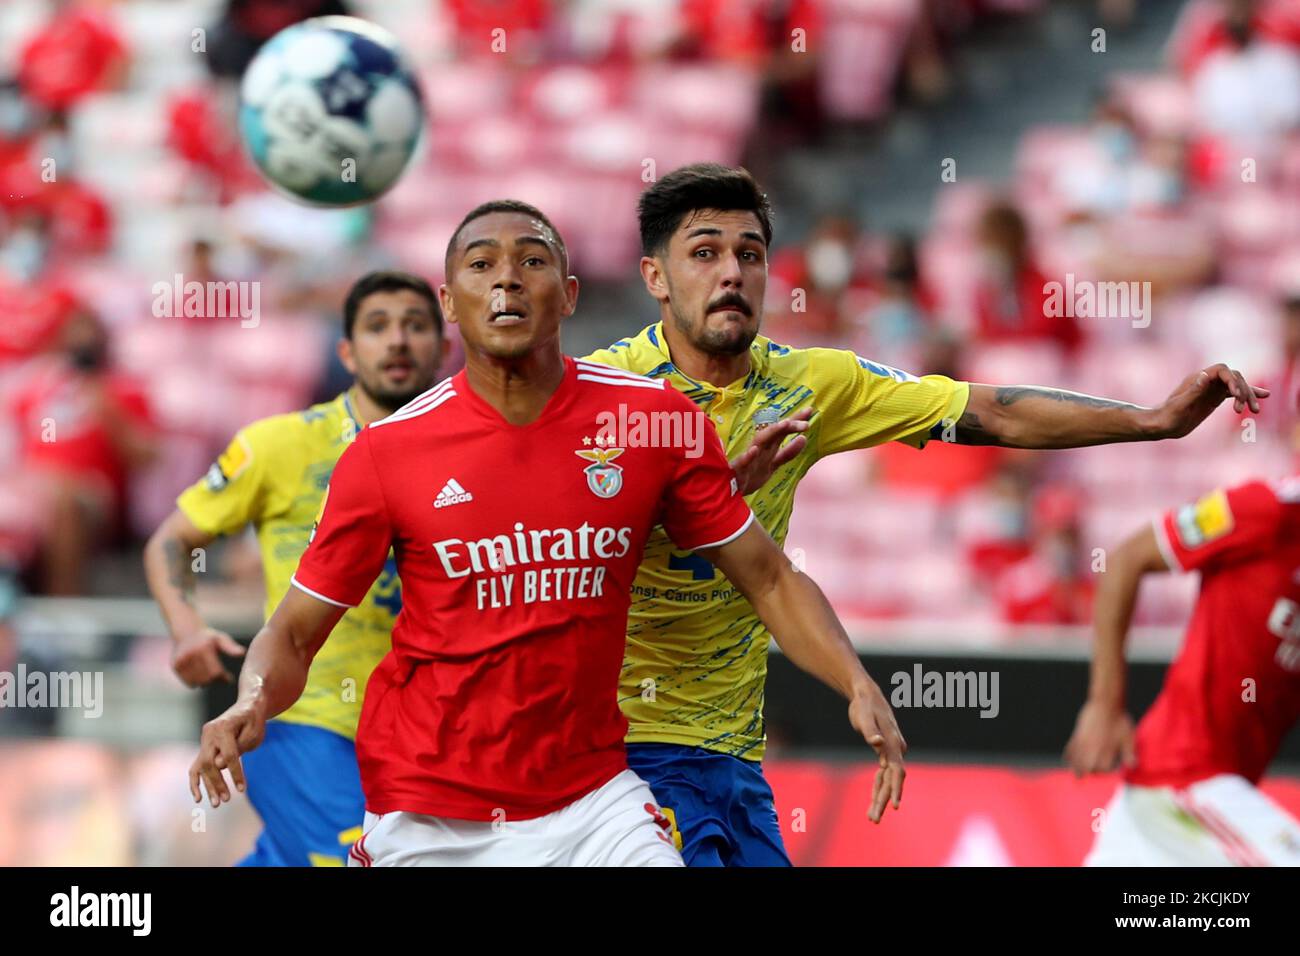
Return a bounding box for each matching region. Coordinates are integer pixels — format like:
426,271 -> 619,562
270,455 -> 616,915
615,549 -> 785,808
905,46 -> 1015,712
343,270 -> 443,339
637,163 -> 774,258
444,199 -> 569,276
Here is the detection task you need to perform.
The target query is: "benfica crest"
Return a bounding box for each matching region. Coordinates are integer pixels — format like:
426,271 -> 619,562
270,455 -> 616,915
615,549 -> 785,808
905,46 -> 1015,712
575,445 -> 625,498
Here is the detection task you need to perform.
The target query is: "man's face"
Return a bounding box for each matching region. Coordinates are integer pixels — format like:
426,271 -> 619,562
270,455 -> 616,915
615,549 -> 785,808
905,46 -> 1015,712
648,208 -> 767,357
340,289 -> 444,411
440,211 -> 576,361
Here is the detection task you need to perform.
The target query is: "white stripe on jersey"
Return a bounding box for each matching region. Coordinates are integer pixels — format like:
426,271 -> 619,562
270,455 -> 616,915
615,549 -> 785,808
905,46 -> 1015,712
381,377 -> 456,420
575,373 -> 666,390
290,575 -> 357,609
575,361 -> 661,385
371,388 -> 458,428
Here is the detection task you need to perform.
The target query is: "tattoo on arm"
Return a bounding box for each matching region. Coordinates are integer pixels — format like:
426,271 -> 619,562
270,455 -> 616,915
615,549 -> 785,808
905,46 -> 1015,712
950,386 -> 1143,446
163,538 -> 196,606
951,410 -> 999,446
991,386 -> 1141,411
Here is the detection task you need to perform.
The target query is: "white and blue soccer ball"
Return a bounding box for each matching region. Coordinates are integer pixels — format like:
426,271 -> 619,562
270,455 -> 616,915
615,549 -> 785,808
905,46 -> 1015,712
238,16 -> 424,207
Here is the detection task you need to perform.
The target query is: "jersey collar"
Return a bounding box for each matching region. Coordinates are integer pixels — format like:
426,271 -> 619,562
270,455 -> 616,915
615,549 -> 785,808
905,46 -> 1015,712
341,389 -> 365,432
646,320 -> 771,396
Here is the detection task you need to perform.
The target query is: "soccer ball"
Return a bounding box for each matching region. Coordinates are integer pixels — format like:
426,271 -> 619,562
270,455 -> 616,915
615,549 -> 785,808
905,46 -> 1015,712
238,16 -> 424,207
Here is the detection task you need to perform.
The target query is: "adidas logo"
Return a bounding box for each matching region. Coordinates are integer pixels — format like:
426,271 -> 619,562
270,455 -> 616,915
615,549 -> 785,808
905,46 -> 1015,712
434,478 -> 473,509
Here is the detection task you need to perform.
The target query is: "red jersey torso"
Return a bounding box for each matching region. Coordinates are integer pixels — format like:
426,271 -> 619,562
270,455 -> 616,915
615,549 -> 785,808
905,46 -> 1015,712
292,357 -> 752,820
1131,477 -> 1300,787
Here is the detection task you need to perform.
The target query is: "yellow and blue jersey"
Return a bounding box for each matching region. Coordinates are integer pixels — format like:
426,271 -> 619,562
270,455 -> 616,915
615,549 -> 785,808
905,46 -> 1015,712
177,391 -> 400,741
583,323 -> 969,761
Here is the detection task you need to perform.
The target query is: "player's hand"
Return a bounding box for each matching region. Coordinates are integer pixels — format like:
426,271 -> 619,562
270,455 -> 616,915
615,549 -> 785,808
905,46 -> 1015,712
171,627 -> 245,687
729,408 -> 813,496
1064,700 -> 1136,777
848,682 -> 907,823
1149,364 -> 1269,439
188,696 -> 266,807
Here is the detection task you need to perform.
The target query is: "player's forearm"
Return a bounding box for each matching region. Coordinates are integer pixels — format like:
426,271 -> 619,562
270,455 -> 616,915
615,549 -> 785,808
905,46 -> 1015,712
954,384 -> 1158,449
237,621 -> 315,720
1088,528 -> 1162,707
237,587 -> 346,718
749,566 -> 876,702
143,529 -> 207,641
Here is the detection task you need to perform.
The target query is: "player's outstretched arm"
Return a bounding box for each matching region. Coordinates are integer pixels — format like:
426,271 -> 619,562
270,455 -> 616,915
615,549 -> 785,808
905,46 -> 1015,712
188,586 -> 346,807
143,510 -> 244,687
1064,523 -> 1170,777
952,365 -> 1268,448
700,524 -> 906,822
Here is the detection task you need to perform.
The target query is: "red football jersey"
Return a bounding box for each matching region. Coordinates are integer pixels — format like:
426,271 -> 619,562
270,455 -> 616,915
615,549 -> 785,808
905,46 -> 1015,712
1130,477 -> 1300,787
291,357 -> 753,820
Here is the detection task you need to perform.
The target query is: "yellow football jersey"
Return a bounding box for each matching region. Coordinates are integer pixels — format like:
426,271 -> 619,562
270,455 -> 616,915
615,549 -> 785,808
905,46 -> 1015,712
583,322 -> 969,760
177,392 -> 401,740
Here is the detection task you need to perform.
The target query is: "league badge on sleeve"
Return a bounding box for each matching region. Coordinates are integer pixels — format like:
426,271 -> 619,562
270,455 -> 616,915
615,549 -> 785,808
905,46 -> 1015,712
1174,488 -> 1234,549
205,434 -> 252,491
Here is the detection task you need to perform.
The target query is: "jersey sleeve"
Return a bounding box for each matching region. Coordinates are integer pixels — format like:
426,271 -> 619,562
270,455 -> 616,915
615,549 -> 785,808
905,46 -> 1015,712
810,348 -> 971,458
1153,481 -> 1283,572
291,428 -> 393,608
176,422 -> 272,537
657,390 -> 754,551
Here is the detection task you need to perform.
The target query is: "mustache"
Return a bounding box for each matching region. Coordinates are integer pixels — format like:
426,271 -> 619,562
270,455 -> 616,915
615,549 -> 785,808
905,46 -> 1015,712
706,293 -> 752,317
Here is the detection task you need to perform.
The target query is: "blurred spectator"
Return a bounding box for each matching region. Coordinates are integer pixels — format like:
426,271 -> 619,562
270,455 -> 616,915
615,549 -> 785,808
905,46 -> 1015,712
17,1 -> 128,113
994,485 -> 1096,625
1173,0 -> 1300,138
847,233 -> 937,356
1260,278 -> 1300,452
972,201 -> 1081,352
9,311 -> 157,594
767,212 -> 874,345
165,86 -> 259,202
205,0 -> 353,79
0,214 -> 79,365
0,570 -> 17,675
444,0 -> 553,61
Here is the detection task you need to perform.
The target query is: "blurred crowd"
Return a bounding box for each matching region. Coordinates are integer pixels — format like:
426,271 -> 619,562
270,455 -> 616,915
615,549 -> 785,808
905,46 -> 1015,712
0,0 -> 1292,633
778,0 -> 1300,625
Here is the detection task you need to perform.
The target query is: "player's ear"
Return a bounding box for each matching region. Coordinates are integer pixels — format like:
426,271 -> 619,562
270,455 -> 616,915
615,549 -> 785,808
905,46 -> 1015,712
438,283 -> 458,326
337,336 -> 357,375
640,256 -> 668,302
562,275 -> 580,317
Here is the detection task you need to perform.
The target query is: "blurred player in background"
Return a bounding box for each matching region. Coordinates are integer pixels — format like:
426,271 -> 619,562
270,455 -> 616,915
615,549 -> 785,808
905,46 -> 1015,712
11,309 -> 157,595
584,162 -> 1269,866
144,270 -> 447,866
1067,474 -> 1300,866
188,204 -> 906,866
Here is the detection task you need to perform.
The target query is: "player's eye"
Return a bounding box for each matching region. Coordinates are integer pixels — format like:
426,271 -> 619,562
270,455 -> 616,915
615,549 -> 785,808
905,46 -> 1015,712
523,255 -> 544,267
468,259 -> 489,270
694,247 -> 713,259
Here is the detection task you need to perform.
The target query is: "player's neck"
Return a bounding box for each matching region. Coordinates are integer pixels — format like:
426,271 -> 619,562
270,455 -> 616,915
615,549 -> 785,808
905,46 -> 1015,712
660,319 -> 751,389
463,347 -> 567,426
347,385 -> 389,428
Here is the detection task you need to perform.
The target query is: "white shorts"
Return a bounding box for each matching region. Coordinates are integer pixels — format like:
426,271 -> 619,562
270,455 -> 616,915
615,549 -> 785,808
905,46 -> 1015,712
348,769 -> 684,867
1086,774 -> 1300,867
